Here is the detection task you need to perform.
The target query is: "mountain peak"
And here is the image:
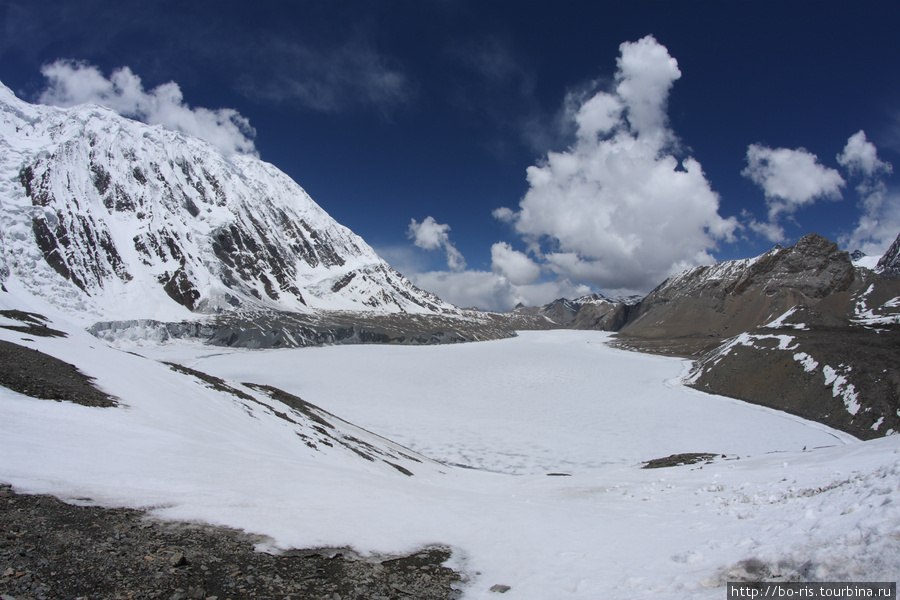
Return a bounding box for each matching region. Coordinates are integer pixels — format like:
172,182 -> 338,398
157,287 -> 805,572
875,231 -> 900,278
0,79 -> 458,322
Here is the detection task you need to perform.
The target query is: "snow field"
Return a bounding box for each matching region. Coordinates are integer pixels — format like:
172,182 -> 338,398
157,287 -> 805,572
185,330 -> 854,475
1,304 -> 898,599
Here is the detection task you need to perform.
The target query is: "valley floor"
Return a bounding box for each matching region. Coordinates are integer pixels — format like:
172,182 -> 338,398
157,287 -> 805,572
1,311 -> 899,599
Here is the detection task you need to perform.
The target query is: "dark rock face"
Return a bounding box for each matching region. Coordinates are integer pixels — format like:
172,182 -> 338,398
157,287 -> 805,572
612,233 -> 900,440
22,161 -> 133,295
0,339 -> 117,407
618,234 -> 866,344
571,301 -> 634,331
686,316 -> 900,440
875,231 -> 900,279
506,293 -> 634,331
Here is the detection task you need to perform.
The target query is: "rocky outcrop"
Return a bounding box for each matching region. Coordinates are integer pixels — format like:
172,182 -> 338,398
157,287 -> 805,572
684,307 -> 900,440
571,301 -> 634,331
611,233 -> 900,440
617,234 -> 877,348
875,230 -> 900,279
0,483 -> 461,600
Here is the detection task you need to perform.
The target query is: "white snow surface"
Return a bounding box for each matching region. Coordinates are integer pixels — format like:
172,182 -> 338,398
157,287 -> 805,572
1,292 -> 899,599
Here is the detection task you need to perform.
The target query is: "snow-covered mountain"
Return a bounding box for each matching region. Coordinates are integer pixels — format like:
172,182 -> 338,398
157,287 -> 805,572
0,81 -> 457,324
505,292 -> 637,331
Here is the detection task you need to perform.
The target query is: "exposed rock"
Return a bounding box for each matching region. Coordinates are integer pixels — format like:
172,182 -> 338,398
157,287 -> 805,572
0,309 -> 67,338
641,453 -> 721,469
875,230 -> 900,278
571,300 -> 634,331
608,233 -> 900,440
0,338 -> 117,407
617,234 -> 861,347
505,293 -> 635,331
684,321 -> 900,440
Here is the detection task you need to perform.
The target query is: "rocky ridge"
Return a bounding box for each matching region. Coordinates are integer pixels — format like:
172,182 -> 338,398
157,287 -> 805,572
612,233 -> 900,440
617,233 -> 862,347
506,293 -> 635,332
875,232 -> 900,279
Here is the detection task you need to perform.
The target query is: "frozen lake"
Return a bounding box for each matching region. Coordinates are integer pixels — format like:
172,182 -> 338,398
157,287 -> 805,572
184,329 -> 852,474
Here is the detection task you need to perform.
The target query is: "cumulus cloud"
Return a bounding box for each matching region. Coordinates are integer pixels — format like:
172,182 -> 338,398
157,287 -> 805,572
742,144 -> 845,222
840,192 -> 900,257
614,34 -> 681,145
747,219 -> 787,244
407,217 -> 466,271
837,130 -> 892,177
408,269 -> 590,312
38,60 -> 256,155
836,131 -> 897,255
492,35 -> 738,293
491,242 -> 541,285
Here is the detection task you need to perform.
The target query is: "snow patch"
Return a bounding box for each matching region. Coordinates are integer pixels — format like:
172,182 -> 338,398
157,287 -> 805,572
822,365 -> 862,416
764,307 -> 806,330
793,352 -> 819,373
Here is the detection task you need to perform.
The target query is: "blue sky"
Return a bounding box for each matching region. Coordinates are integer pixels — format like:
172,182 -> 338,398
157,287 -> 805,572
1,0 -> 899,310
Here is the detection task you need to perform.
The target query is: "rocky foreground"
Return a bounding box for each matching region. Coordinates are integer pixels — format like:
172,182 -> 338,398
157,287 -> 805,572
0,485 -> 462,600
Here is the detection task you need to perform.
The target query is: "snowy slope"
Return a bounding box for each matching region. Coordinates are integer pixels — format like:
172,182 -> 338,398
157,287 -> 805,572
2,285 -> 898,599
0,81 -> 456,323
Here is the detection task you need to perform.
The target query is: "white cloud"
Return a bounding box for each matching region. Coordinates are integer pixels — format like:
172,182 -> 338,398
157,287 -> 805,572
837,130 -> 892,177
407,217 -> 466,271
615,35 -> 681,145
492,35 -> 738,293
574,92 -> 622,139
839,191 -> 900,257
492,207 -> 516,223
741,144 -> 845,221
491,242 -> 541,286
408,269 -> 590,312
39,60 -> 256,155
747,219 -> 787,244
836,131 -> 898,256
